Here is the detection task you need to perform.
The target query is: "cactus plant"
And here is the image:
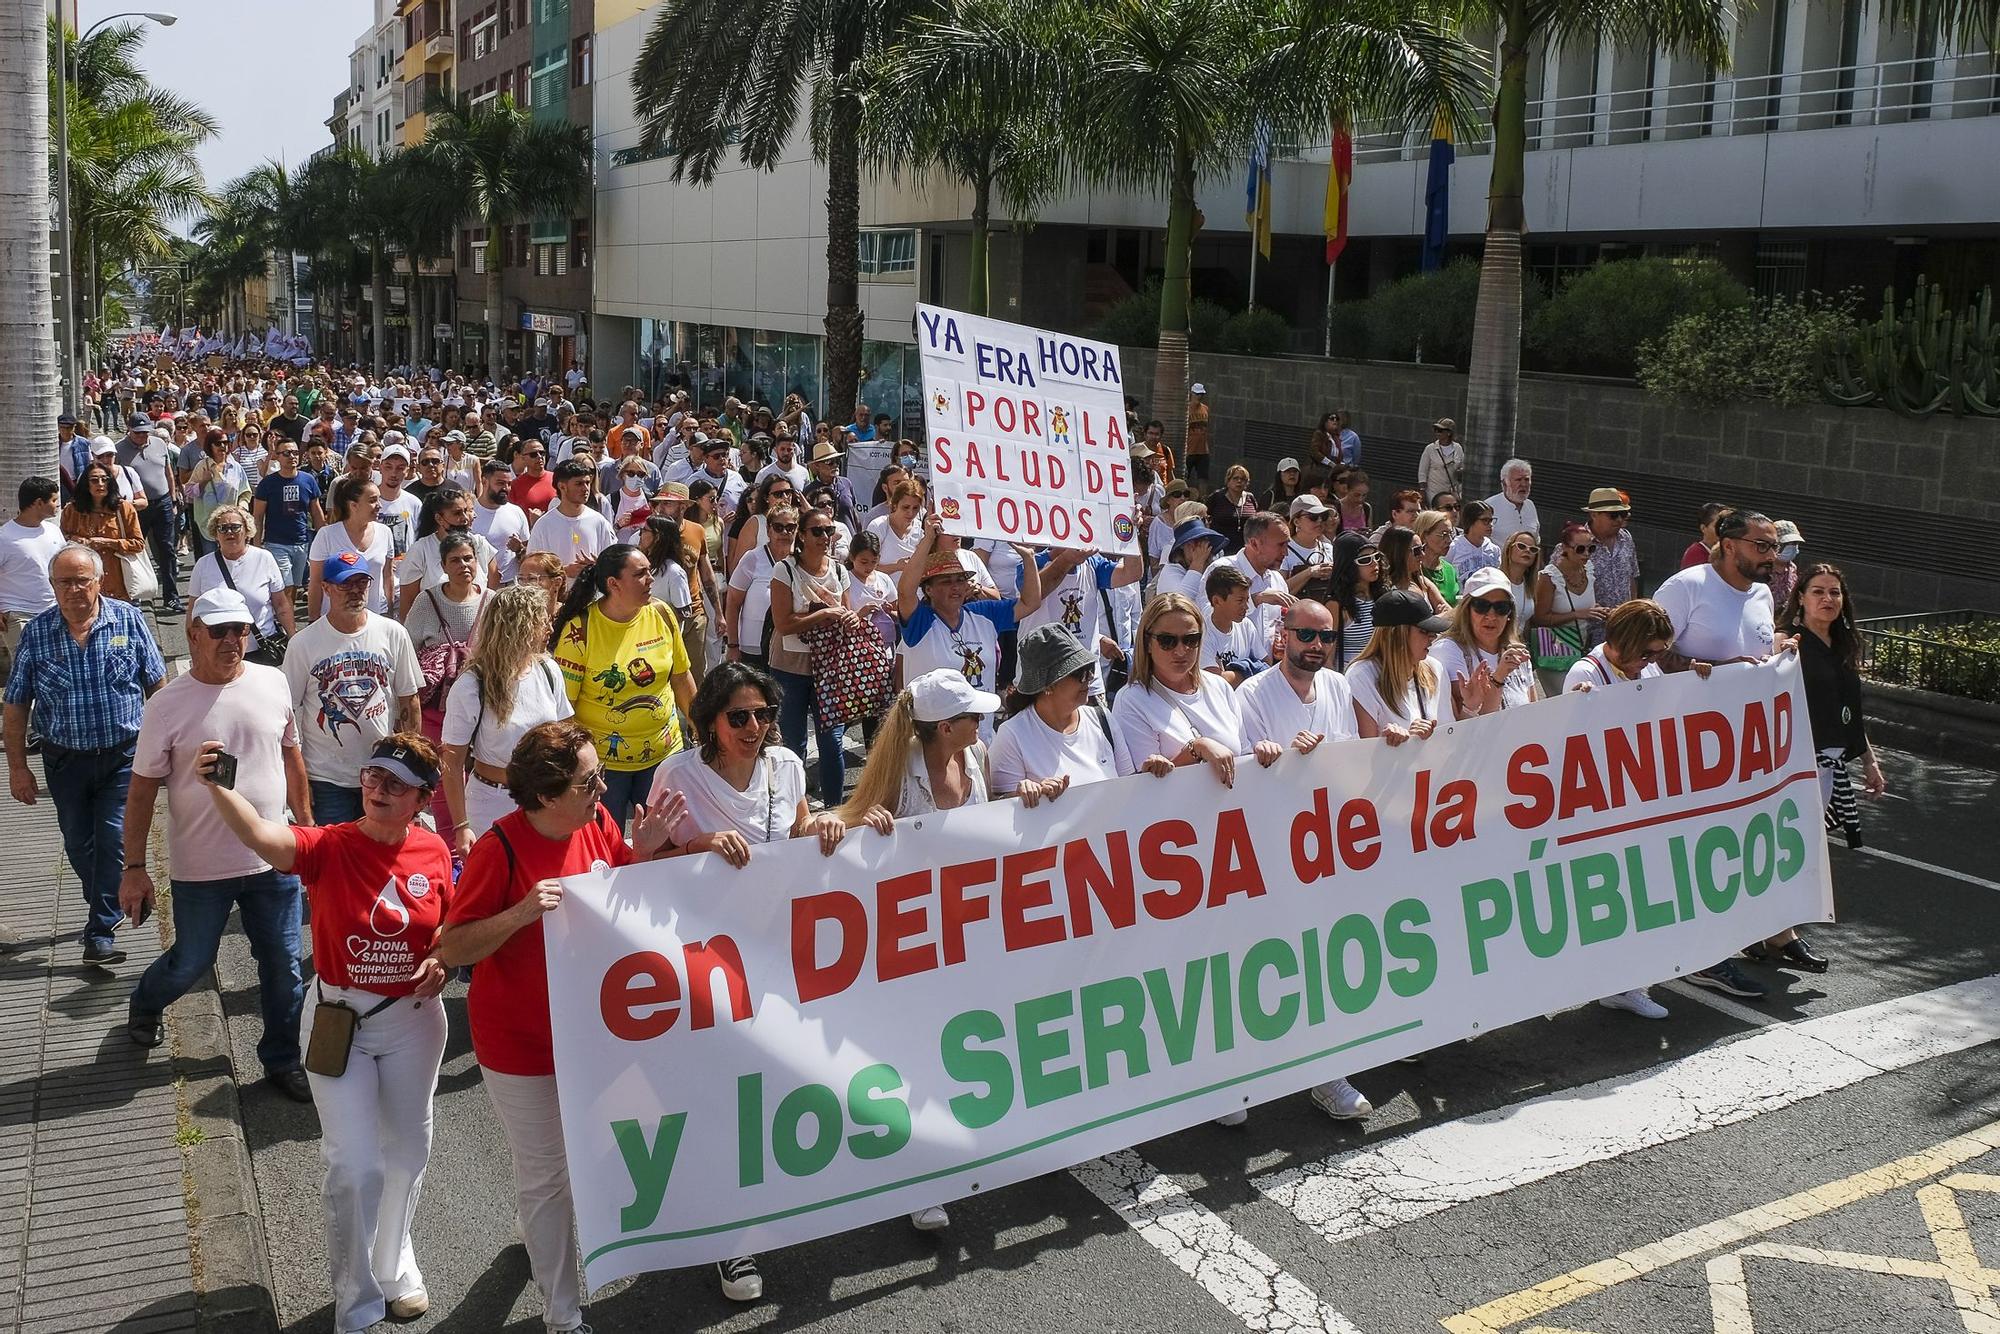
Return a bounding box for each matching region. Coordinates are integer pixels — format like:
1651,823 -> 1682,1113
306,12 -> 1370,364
1822,279 -> 2000,417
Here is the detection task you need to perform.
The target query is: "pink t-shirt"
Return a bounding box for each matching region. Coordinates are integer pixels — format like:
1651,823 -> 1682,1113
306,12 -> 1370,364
132,663 -> 298,883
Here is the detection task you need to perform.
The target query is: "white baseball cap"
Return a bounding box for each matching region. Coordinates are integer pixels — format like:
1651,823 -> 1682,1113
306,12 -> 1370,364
191,587 -> 254,627
1190,382 -> 1208,395
907,668 -> 1001,724
379,443 -> 412,462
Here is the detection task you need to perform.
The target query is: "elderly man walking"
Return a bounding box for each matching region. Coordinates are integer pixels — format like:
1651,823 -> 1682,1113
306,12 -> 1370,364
3,544 -> 167,964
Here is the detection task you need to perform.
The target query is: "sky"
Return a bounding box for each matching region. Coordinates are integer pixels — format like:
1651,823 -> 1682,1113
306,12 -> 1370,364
82,0 -> 372,191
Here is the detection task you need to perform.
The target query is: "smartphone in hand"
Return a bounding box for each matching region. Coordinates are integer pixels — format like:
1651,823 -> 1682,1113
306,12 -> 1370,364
205,752 -> 239,790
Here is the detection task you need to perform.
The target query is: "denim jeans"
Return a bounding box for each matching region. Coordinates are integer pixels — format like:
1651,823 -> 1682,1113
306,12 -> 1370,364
41,740 -> 134,948
600,765 -> 659,831
772,666 -> 845,802
138,500 -> 181,606
269,541 -> 313,589
311,780 -> 363,826
130,868 -> 304,1074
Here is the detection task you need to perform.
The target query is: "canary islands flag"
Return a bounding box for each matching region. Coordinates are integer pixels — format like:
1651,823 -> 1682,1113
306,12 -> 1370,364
1421,109 -> 1453,272
1245,121 -> 1273,260
1323,116 -> 1352,264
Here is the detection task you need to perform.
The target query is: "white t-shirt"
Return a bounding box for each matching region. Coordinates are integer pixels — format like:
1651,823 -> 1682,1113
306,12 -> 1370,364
1653,563 -> 1775,663
1486,492 -> 1540,546
376,488 -> 422,558
769,556 -> 850,654
1154,563 -> 1205,606
728,544 -> 785,648
1279,537 -> 1336,576
471,500 -> 530,583
898,601 -> 1007,740
1346,658 -> 1440,731
282,613 -> 424,786
1428,637 -> 1536,720
755,460 -> 810,492
1564,644 -> 1664,693
974,539 -> 1023,599
440,658 -> 573,768
1147,515 -> 1177,565
1236,666 -> 1357,747
308,522 -> 397,613
1224,551 -> 1288,650
846,568 -> 898,644
866,515 -> 924,570
1202,607 -> 1264,674
987,705 -> 1129,796
528,506 -> 617,565
189,546 -> 286,635
649,747 -> 807,848
895,742 -> 990,818
1018,554 -> 1114,694
1110,674 -> 1245,772
0,518 -> 64,614
400,531 -> 498,594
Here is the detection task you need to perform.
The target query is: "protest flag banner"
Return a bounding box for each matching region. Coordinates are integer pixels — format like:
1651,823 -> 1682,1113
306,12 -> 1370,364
914,303 -> 1139,555
545,660 -> 1831,1287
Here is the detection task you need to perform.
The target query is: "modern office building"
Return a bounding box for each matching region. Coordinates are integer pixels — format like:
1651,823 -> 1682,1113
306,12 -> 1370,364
588,0 -> 1998,426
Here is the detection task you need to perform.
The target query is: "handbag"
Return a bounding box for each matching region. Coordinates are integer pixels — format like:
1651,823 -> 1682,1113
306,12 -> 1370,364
1532,621 -> 1589,673
213,551 -> 289,666
1095,581 -> 1129,699
802,614 -> 895,729
417,589 -> 477,713
118,507 -> 160,601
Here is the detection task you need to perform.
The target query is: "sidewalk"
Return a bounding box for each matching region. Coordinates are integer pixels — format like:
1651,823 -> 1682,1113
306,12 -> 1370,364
1,735 -> 275,1332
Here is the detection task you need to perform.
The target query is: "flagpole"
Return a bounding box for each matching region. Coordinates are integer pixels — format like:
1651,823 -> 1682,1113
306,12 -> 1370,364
1323,264 -> 1335,357
1248,234 -> 1259,311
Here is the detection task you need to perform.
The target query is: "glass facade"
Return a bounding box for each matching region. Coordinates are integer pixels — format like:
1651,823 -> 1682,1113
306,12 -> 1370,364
635,319 -> 872,429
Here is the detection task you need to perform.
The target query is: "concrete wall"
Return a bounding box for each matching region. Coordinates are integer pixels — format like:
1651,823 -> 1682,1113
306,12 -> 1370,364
1146,348 -> 2000,615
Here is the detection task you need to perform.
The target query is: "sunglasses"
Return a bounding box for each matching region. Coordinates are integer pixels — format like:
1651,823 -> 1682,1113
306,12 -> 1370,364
359,767 -> 419,797
1150,631 -> 1202,650
724,705 -> 781,729
1353,552 -> 1380,567
213,523 -> 246,535
1637,643 -> 1672,662
569,766 -> 608,792
1288,626 -> 1338,643
1568,543 -> 1598,555
806,525 -> 836,537
199,622 -> 250,640
1467,596 -> 1515,617
1440,502 -> 1461,511
769,522 -> 799,533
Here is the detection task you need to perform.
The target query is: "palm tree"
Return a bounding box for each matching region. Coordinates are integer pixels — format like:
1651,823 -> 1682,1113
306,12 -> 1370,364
1460,0 -> 1729,495
220,158 -> 312,338
190,195 -> 267,334
418,95 -> 593,382
631,0 -> 925,415
4,0 -> 58,513
383,144 -> 459,371
860,0 -> 1064,317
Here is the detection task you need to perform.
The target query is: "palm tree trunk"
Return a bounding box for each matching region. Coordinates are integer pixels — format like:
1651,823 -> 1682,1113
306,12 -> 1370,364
370,238 -> 388,376
966,161 -> 992,318
822,34 -> 865,419
0,0 -> 58,515
1150,140 -> 1197,462
1463,0 -> 1532,498
485,227 -> 503,382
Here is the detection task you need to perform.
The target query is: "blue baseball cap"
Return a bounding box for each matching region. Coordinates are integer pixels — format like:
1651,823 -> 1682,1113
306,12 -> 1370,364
321,551 -> 373,584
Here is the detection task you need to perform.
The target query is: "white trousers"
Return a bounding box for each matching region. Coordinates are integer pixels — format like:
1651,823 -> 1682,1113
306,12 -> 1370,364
302,984 -> 449,1334
483,1070 -> 585,1330
463,773 -> 521,838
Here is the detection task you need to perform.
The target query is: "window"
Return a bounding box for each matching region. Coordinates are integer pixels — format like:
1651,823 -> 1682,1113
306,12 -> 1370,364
536,243 -> 553,277
570,219 -> 590,270
517,62 -> 532,107
500,69 -> 512,99
572,34 -> 592,86
553,241 -> 568,276
858,229 -> 917,277
1755,239 -> 1808,298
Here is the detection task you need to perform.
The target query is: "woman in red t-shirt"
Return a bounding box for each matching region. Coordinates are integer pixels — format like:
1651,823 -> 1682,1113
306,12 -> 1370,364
435,721 -> 681,1334
199,732 -> 453,1334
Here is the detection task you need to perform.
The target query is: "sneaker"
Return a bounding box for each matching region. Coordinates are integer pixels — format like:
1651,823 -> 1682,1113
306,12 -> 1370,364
1687,960 -> 1767,999
908,1205 -> 950,1232
1308,1077 -> 1373,1120
545,1324 -> 593,1334
82,938 -> 126,966
387,1291 -> 429,1319
1598,988 -> 1670,1020
717,1255 -> 762,1302
126,1008 -> 163,1048
1212,1109 -> 1248,1127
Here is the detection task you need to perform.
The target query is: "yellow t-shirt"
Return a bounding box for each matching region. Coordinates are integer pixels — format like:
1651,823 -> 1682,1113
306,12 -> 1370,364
1186,401 -> 1211,456
554,600 -> 690,771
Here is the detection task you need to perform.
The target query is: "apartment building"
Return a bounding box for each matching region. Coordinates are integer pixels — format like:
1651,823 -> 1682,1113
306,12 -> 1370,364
347,0 -> 405,160
588,0 -> 1999,426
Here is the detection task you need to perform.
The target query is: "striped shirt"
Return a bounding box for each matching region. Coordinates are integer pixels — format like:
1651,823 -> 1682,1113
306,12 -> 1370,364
3,597 -> 165,750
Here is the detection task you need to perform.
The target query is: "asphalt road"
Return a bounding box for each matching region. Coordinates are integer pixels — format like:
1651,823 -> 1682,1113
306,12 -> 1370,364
210,745 -> 2000,1334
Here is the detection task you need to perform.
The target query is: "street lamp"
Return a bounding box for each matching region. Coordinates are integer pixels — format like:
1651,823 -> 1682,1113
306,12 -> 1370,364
53,10 -> 178,409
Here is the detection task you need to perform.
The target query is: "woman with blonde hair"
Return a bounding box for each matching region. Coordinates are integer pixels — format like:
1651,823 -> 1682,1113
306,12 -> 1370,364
188,503 -> 293,665
515,550 -> 565,616
1346,589 -> 1446,742
439,584 -> 573,857
1497,529 -> 1541,633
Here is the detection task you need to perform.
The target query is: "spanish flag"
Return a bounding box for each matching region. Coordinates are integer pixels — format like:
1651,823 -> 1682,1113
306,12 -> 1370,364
1323,116 -> 1352,264
1421,108 -> 1454,272
1245,121 -> 1273,260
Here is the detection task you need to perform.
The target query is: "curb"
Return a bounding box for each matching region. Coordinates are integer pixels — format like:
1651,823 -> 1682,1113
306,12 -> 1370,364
1865,679 -> 2000,770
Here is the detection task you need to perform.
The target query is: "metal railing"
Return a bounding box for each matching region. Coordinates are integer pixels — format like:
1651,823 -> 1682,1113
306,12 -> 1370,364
1859,610 -> 2000,702
1291,53 -> 1998,164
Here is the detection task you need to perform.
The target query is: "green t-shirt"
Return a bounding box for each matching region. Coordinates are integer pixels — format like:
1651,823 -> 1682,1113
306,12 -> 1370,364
1431,559 -> 1459,606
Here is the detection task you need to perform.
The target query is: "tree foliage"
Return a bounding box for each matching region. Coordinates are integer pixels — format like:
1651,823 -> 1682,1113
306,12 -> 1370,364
1527,257 -> 1748,377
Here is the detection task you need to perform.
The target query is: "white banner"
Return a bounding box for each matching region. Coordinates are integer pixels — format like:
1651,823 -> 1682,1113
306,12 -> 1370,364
914,303 -> 1139,555
546,661 -> 1832,1287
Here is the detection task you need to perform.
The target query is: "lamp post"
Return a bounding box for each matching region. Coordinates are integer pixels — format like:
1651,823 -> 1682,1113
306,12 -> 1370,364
53,10 -> 176,408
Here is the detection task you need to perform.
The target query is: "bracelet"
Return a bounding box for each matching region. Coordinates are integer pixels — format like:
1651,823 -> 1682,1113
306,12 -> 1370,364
123,863 -> 146,872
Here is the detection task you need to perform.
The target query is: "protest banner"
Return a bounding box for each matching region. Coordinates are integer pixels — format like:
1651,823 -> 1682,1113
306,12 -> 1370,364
914,303 -> 1139,555
545,660 -> 1831,1287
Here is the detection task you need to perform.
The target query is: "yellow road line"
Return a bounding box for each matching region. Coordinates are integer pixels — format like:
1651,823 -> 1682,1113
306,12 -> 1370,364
1442,1119 -> 2000,1334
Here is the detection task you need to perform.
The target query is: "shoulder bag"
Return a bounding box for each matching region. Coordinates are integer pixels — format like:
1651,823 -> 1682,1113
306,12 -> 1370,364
214,552 -> 289,667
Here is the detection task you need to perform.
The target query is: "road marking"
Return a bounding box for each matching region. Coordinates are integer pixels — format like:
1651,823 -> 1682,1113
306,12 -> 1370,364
1663,979 -> 1777,1028
1843,844 -> 2000,893
1256,974 -> 2000,1251
1443,1117 -> 2000,1333
1070,1150 -> 1364,1333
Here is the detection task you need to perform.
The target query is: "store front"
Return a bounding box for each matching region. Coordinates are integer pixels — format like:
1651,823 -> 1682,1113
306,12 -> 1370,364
520,311 -> 583,382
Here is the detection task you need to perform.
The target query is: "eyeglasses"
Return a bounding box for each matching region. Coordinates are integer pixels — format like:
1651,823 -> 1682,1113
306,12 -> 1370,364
1288,626 -> 1338,643
569,766 -> 608,792
806,524 -> 836,537
724,705 -> 780,729
1440,501 -> 1461,511
520,450 -> 545,458
200,623 -> 250,640
1637,643 -> 1672,662
1467,596 -> 1515,617
1736,537 -> 1780,553
1150,631 -> 1202,650
359,767 -> 419,797
53,576 -> 95,589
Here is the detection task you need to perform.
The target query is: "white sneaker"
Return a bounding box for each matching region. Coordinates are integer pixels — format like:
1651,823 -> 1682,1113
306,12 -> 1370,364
1308,1077 -> 1373,1120
1599,988 -> 1669,1020
717,1254 -> 763,1302
908,1205 -> 950,1231
1213,1109 -> 1248,1126
387,1291 -> 429,1318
